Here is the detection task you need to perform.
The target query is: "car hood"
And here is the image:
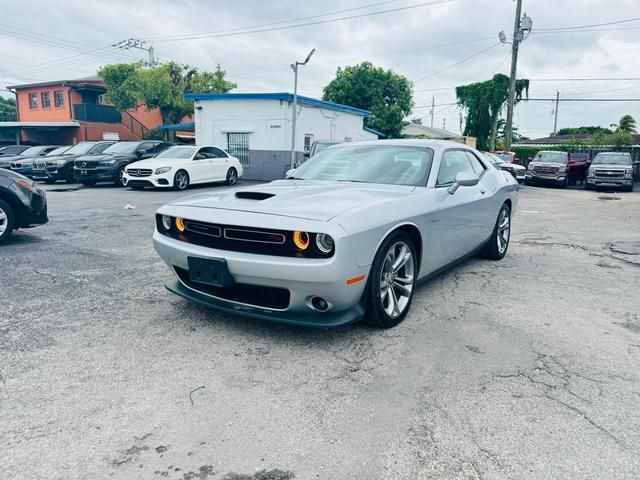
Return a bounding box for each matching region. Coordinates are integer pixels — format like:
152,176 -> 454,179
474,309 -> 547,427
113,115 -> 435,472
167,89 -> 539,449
590,164 -> 631,170
0,167 -> 30,181
127,159 -> 168,169
169,180 -> 415,221
530,162 -> 566,169
75,153 -> 133,163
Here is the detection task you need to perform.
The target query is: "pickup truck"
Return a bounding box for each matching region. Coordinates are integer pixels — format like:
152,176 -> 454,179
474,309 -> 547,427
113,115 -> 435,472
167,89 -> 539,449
586,152 -> 634,192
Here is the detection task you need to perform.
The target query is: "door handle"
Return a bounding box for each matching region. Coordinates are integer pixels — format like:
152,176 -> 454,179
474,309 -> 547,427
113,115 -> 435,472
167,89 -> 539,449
480,189 -> 486,195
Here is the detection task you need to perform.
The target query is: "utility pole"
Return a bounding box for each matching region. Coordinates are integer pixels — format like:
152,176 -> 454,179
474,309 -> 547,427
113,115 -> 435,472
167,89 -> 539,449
290,48 -> 315,170
430,96 -> 435,128
553,90 -> 560,135
113,38 -> 158,67
502,1 -> 532,150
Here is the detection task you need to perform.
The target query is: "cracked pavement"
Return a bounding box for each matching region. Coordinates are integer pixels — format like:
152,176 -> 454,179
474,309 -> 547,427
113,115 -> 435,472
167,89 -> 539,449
1,183 -> 640,479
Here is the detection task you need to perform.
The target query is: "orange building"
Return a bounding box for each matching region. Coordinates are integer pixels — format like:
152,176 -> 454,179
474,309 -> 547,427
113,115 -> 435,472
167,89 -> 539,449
5,75 -> 165,145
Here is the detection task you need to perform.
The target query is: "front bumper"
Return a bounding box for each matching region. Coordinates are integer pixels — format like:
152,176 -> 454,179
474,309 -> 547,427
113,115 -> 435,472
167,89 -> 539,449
525,173 -> 566,184
586,177 -> 633,188
123,171 -> 172,188
73,166 -> 116,182
11,167 -> 33,178
153,226 -> 369,327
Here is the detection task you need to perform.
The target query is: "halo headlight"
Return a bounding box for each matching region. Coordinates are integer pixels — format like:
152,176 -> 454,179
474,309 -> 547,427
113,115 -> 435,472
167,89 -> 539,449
315,234 -> 334,254
161,215 -> 172,231
175,217 -> 186,232
293,231 -> 310,250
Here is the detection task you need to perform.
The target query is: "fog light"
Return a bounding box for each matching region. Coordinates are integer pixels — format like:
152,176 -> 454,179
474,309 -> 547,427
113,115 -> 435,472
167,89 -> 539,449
175,217 -> 186,232
161,215 -> 172,231
311,296 -> 329,312
293,231 -> 310,250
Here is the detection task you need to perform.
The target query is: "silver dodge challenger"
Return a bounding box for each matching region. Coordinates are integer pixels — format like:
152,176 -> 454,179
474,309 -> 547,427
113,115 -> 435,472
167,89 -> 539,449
153,140 -> 518,328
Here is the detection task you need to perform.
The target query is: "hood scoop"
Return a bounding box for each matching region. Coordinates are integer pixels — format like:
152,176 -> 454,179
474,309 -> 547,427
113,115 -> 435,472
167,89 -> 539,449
235,191 -> 276,201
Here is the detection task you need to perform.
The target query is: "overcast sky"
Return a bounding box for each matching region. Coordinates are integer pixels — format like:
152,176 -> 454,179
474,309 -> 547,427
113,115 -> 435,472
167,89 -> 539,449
1,0 -> 638,137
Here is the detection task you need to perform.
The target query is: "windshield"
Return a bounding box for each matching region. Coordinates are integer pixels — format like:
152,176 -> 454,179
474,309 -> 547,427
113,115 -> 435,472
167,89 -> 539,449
102,142 -> 140,154
20,146 -> 45,156
0,145 -> 29,155
535,152 -> 568,164
314,142 -> 339,155
592,153 -> 632,166
493,153 -> 513,162
481,152 -> 503,166
64,142 -> 97,155
46,146 -> 70,156
292,145 -> 433,186
155,146 -> 197,159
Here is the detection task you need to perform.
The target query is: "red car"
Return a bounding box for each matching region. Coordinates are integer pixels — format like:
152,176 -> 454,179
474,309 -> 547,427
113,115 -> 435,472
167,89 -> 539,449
567,152 -> 591,184
492,151 -> 522,165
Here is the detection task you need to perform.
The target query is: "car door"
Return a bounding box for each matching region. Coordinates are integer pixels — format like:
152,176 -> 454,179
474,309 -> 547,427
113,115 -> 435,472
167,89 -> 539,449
135,142 -> 155,162
210,147 -> 230,180
189,147 -> 212,183
430,149 -> 489,268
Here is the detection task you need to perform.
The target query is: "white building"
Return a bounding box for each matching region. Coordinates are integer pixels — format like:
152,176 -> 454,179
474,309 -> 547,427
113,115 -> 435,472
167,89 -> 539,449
184,93 -> 381,180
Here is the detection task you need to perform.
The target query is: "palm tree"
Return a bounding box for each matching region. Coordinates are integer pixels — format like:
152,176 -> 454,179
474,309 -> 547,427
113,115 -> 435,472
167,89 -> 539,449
616,115 -> 637,134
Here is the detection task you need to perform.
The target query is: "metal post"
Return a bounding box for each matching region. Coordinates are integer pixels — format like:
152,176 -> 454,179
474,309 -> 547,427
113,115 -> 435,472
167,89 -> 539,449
430,96 -> 435,128
290,63 -> 299,170
504,0 -> 523,151
148,45 -> 155,66
553,90 -> 560,135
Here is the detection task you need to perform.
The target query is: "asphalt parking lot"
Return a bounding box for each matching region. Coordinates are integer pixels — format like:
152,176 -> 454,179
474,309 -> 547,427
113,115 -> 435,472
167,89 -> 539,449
1,181 -> 640,480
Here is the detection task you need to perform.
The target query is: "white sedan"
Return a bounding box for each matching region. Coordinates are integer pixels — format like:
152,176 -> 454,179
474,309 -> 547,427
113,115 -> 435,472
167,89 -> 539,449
123,145 -> 243,190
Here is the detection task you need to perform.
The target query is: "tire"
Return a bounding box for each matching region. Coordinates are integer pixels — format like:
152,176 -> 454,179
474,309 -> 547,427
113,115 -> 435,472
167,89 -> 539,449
226,167 -> 238,186
81,180 -> 96,186
63,165 -> 75,184
559,178 -> 568,189
364,231 -> 418,328
44,179 -> 56,184
480,203 -> 511,260
173,170 -> 190,191
0,198 -> 15,245
115,166 -> 126,187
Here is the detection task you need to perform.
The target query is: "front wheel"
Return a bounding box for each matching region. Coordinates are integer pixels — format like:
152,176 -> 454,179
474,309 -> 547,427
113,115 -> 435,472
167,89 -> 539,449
116,166 -> 127,187
173,170 -> 190,191
64,165 -> 76,183
0,199 -> 15,245
480,203 -> 511,260
226,167 -> 238,186
364,232 -> 417,328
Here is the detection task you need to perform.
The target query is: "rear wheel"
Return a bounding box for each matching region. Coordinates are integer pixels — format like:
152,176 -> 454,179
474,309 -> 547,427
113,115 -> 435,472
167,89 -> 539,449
364,232 -> 417,328
0,199 -> 15,245
226,167 -> 238,186
480,203 -> 511,260
174,170 -> 189,191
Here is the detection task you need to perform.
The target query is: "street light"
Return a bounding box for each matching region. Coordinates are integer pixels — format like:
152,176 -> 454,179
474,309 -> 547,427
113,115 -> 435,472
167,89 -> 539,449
290,48 -> 316,169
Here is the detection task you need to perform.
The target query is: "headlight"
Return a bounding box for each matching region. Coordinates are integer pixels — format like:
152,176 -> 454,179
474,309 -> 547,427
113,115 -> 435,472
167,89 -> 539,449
56,159 -> 66,166
624,169 -> 632,178
155,167 -> 171,175
587,168 -> 595,177
175,217 -> 186,232
14,178 -> 37,193
293,231 -> 310,250
161,215 -> 172,231
101,159 -> 116,165
315,234 -> 334,254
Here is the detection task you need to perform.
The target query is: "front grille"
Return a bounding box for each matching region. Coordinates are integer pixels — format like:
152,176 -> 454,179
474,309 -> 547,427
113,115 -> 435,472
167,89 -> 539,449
11,163 -> 22,168
595,169 -> 624,178
126,180 -> 154,188
157,215 -> 333,258
174,267 -> 290,310
127,168 -> 153,177
75,160 -> 99,168
34,160 -> 47,169
533,165 -> 559,175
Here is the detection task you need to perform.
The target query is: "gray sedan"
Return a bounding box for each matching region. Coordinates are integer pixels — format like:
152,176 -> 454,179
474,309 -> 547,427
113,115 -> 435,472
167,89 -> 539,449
153,140 -> 519,328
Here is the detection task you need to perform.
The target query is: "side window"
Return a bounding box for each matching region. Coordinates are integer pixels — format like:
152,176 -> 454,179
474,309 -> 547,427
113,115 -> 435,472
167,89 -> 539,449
194,148 -> 210,160
155,142 -> 172,153
93,143 -> 113,154
211,147 -> 228,158
465,151 -> 486,176
436,150 -> 475,186
137,143 -> 154,156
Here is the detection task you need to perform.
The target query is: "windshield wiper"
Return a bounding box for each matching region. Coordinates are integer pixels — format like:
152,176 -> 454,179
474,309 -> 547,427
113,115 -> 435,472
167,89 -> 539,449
336,179 -> 371,184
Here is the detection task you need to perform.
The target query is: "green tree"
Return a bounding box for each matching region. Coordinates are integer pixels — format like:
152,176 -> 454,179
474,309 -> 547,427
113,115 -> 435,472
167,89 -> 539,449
0,96 -> 17,121
410,117 -> 423,125
323,62 -> 414,138
456,74 -> 529,151
99,62 -> 236,126
616,114 -> 637,134
556,126 -> 612,136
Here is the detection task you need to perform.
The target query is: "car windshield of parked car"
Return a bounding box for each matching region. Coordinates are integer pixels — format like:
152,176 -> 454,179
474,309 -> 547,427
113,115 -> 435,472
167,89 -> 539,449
535,152 -> 568,164
292,145 -> 433,186
64,142 -> 97,155
0,146 -> 28,155
102,142 -> 139,154
481,152 -> 503,166
20,146 -> 45,156
155,146 -> 197,159
592,153 -> 632,166
493,153 -> 513,162
46,146 -> 70,156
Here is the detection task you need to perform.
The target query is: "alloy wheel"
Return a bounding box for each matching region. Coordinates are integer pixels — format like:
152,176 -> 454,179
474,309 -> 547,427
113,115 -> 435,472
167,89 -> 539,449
0,207 -> 7,236
176,172 -> 188,190
227,169 -> 237,185
497,208 -> 510,254
379,241 -> 415,319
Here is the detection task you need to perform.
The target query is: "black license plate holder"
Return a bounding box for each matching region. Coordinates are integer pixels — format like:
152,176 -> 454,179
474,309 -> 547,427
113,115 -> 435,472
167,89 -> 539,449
187,257 -> 234,287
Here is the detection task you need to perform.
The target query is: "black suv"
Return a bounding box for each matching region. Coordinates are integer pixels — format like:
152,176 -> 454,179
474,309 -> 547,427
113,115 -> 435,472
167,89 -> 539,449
0,168 -> 48,244
32,141 -> 116,184
73,141 -> 173,186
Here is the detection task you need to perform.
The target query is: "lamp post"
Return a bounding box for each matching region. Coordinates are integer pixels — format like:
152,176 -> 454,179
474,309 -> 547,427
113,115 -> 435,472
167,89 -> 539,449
290,48 -> 316,169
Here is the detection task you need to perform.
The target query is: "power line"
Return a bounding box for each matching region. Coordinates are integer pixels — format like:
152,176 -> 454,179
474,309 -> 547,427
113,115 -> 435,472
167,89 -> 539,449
536,16 -> 640,31
413,42 -> 502,82
146,0 -> 454,43
144,0 -> 406,41
525,98 -> 640,102
527,77 -> 640,82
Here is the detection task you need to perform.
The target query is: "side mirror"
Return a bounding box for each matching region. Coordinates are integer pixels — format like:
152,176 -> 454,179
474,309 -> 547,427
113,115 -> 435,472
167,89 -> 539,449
136,151 -> 144,158
285,168 -> 296,178
448,171 -> 479,195
303,151 -> 310,158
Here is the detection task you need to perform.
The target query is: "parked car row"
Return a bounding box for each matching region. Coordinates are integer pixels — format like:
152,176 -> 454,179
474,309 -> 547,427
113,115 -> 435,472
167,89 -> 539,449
0,141 -> 244,191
